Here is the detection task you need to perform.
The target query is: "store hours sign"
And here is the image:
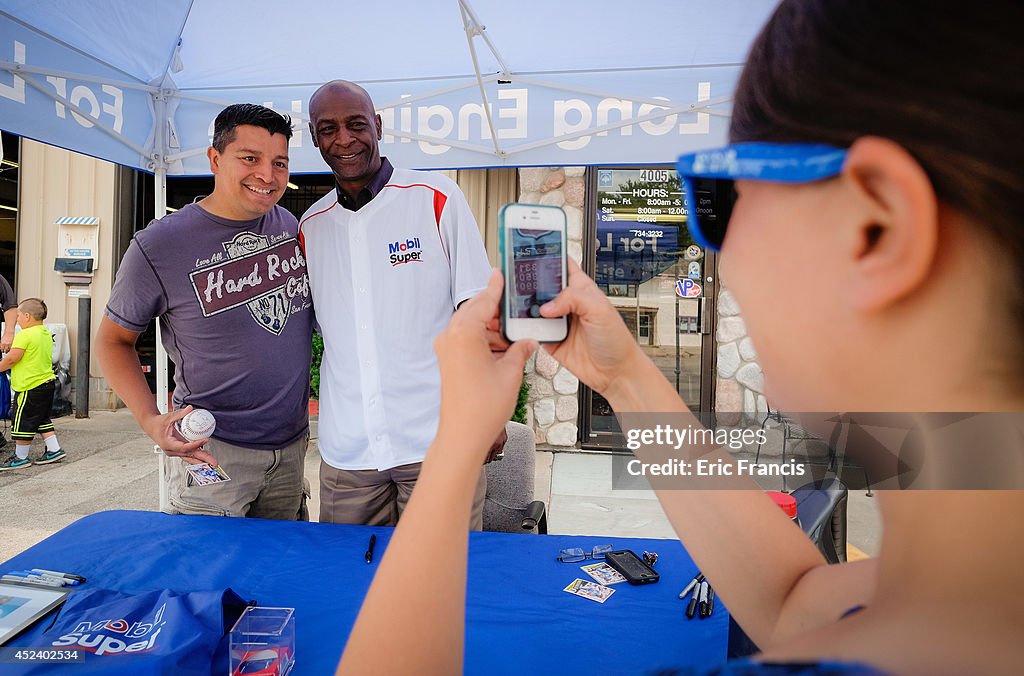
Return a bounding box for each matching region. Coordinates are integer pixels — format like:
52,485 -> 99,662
595,168 -> 695,285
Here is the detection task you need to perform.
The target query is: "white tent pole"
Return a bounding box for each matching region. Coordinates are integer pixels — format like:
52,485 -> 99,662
153,89 -> 170,512
458,0 -> 505,158
169,125 -> 503,165
154,167 -> 169,419
372,128 -> 503,155
375,76 -> 498,111
164,147 -> 208,164
0,61 -> 158,92
458,0 -> 510,75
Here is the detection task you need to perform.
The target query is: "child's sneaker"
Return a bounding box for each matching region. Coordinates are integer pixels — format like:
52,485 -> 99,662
36,449 -> 66,465
0,454 -> 32,470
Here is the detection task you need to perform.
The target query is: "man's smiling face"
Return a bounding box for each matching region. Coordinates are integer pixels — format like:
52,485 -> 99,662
207,124 -> 290,220
309,83 -> 383,196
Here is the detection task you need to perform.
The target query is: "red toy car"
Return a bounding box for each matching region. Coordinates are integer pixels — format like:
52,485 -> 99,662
232,647 -> 293,675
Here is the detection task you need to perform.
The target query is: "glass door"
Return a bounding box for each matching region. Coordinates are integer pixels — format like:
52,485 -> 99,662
582,166 -> 718,450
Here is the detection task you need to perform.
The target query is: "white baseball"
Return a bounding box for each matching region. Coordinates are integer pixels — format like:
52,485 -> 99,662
176,409 -> 216,442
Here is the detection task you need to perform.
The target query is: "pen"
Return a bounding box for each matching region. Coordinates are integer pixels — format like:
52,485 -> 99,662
365,534 -> 376,564
685,581 -> 701,619
9,570 -> 70,585
698,580 -> 710,617
679,573 -> 705,599
30,568 -> 87,582
18,570 -> 80,586
1,574 -> 65,588
707,585 -> 715,616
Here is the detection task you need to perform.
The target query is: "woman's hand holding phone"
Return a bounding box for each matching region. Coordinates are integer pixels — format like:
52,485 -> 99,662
434,270 -> 538,462
539,260 -> 655,410
433,256 -> 669,468
500,203 -> 569,343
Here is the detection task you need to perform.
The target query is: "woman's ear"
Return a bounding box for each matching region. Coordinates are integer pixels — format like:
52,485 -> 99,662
840,136 -> 939,312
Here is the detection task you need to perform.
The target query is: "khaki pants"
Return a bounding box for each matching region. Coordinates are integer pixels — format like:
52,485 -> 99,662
320,460 -> 487,529
165,435 -> 310,520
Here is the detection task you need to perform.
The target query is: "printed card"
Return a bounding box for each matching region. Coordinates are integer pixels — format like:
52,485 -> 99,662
581,562 -> 626,585
186,463 -> 231,486
562,578 -> 615,603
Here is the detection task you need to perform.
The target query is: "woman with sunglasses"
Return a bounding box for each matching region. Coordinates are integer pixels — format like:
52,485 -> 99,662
337,1 -> 1023,673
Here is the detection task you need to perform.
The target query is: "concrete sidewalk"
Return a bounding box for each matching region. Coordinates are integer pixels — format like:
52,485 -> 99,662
0,409 -> 881,563
0,410 -> 172,560
0,410 -> 326,562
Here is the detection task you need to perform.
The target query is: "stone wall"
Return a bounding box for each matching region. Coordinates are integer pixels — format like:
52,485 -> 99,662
714,287 -> 767,425
518,167 -> 585,448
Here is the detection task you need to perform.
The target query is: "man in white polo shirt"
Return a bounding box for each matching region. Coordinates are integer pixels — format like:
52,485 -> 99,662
300,80 -> 504,527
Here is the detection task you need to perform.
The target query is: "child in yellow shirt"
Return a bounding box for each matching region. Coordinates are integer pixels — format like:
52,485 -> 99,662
0,298 -> 65,470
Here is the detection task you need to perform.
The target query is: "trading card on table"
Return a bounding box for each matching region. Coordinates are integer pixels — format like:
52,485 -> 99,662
581,562 -> 626,585
186,462 -> 231,485
563,578 -> 585,594
573,580 -> 615,603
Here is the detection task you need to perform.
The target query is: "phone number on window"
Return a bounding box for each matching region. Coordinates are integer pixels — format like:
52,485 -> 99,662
0,648 -> 84,663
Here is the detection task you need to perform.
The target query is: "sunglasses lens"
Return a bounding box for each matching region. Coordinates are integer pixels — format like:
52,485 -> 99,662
591,544 -> 613,559
684,177 -> 735,251
559,548 -> 585,563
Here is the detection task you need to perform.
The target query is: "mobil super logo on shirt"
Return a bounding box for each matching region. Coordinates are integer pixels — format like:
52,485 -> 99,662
388,237 -> 423,266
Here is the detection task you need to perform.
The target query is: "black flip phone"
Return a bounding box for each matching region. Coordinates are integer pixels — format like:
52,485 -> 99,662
604,550 -> 660,585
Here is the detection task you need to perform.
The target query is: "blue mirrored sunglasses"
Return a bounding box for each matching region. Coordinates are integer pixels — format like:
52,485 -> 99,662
675,143 -> 847,252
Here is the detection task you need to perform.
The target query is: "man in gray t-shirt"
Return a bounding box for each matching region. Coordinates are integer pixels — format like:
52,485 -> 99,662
97,104 -> 313,520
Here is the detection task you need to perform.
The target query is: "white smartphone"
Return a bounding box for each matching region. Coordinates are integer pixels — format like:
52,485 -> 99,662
500,203 -> 569,343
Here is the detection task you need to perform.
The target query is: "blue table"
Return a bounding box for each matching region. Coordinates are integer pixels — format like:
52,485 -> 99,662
2,511 -> 728,674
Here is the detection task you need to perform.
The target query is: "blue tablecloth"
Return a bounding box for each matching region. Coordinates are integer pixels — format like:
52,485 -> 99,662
2,510 -> 728,674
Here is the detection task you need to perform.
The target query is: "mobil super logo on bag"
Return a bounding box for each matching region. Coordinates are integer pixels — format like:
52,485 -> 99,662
50,603 -> 167,655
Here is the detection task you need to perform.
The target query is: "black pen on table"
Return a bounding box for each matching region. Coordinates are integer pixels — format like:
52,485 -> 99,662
30,568 -> 87,583
685,581 -> 701,619
365,534 -> 377,564
696,581 -> 712,618
698,580 -> 710,617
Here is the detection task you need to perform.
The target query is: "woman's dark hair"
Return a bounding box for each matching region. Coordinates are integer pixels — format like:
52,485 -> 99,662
731,0 -> 1024,345
212,103 -> 293,152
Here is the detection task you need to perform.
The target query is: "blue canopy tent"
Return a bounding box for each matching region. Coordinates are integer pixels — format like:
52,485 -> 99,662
1,1 -> 774,174
0,1 -> 774,481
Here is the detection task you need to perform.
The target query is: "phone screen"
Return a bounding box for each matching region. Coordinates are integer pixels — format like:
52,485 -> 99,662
509,228 -> 564,319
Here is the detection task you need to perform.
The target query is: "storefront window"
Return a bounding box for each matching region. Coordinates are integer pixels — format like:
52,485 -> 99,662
584,166 -> 717,448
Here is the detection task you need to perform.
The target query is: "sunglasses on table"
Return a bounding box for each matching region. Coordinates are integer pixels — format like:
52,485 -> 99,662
556,545 -> 659,568
675,143 -> 848,252
557,544 -> 613,563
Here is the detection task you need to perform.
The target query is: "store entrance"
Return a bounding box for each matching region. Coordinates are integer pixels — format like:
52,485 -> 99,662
581,166 -> 718,450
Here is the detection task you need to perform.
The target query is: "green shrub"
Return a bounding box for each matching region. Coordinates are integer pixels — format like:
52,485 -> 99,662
310,332 -> 324,399
512,372 -> 530,424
